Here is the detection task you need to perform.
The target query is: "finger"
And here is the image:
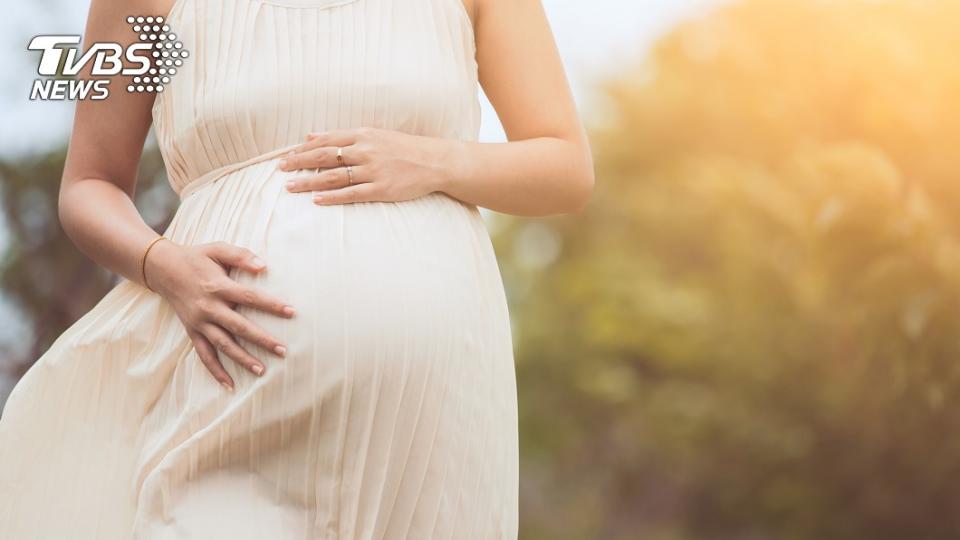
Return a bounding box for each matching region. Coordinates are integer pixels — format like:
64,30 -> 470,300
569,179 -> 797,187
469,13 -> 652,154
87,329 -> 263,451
304,128 -> 364,148
314,182 -> 382,205
287,129 -> 358,155
211,305 -> 288,358
203,323 -> 267,377
218,283 -> 296,319
190,330 -> 235,390
206,242 -> 267,273
286,164 -> 372,193
278,147 -> 338,171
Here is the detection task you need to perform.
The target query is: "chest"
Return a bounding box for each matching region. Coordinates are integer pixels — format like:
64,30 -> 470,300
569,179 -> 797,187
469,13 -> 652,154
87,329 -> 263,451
155,0 -> 479,152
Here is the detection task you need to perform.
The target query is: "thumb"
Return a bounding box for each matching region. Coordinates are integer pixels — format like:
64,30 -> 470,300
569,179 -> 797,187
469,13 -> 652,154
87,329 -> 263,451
207,241 -> 266,273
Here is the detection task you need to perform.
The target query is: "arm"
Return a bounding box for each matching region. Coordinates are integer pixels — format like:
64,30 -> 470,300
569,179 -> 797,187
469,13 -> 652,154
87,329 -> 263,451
58,0 -> 293,390
442,0 -> 595,216
58,0 -> 164,282
280,0 -> 594,217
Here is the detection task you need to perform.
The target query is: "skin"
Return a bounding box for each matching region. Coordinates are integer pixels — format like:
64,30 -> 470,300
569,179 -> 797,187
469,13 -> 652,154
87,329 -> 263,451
59,0 -> 595,390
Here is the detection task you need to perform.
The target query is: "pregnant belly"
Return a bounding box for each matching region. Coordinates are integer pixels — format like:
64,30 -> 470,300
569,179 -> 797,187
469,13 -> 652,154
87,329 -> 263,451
165,158 -> 512,392
135,159 -> 517,526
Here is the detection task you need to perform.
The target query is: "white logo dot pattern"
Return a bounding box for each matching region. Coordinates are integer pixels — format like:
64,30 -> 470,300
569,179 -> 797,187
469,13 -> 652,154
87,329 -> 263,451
125,15 -> 188,93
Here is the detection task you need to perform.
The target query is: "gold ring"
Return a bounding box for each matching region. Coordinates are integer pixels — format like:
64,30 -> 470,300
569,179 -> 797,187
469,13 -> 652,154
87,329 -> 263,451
336,147 -> 344,167
346,165 -> 354,184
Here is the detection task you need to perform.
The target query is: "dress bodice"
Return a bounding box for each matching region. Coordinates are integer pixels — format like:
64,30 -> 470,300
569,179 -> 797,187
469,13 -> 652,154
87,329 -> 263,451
151,0 -> 480,196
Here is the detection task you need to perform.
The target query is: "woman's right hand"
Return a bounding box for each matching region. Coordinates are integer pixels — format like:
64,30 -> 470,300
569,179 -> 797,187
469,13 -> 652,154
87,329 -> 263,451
142,239 -> 295,390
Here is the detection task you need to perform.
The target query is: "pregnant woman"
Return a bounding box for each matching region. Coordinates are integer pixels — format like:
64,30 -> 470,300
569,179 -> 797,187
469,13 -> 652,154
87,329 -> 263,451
0,0 -> 592,537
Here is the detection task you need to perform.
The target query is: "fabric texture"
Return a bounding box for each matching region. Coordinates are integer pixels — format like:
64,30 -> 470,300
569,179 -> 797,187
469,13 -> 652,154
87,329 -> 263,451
0,0 -> 519,537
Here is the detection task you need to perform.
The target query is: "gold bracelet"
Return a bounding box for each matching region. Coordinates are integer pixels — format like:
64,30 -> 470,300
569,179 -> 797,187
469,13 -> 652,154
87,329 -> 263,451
140,235 -> 167,292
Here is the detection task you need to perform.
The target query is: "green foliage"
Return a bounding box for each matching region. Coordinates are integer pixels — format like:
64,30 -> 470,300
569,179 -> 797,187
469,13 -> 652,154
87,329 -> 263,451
499,1 -> 960,538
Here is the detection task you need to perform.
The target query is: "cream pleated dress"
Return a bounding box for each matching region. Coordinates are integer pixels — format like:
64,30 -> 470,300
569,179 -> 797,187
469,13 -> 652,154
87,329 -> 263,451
0,0 -> 518,537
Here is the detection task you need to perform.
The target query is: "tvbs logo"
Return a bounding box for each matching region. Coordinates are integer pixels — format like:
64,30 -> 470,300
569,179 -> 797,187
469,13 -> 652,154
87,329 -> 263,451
29,15 -> 189,101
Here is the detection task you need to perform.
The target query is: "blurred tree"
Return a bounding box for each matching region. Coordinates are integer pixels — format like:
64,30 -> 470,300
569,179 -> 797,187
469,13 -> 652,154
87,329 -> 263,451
0,143 -> 175,380
500,1 -> 960,538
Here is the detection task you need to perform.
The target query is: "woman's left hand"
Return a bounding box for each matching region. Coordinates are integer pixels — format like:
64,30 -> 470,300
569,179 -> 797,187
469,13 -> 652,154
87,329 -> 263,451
278,127 -> 462,205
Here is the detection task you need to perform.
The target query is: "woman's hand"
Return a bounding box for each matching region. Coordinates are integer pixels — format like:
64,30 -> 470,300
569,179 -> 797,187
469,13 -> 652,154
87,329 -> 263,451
278,127 -> 463,205
143,239 -> 295,391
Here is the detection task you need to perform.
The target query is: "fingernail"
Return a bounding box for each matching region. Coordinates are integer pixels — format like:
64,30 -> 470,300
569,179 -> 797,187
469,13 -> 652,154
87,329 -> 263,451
283,305 -> 296,317
314,196 -> 323,203
278,159 -> 288,170
251,256 -> 266,269
274,345 -> 287,357
220,381 -> 234,391
286,181 -> 296,191
253,365 -> 265,376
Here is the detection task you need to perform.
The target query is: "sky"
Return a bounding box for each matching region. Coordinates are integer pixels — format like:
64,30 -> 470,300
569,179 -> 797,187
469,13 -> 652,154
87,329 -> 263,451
0,0 -> 720,154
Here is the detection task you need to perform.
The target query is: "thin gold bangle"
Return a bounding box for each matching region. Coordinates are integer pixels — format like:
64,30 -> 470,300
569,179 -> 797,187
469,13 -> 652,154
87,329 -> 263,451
141,235 -> 167,292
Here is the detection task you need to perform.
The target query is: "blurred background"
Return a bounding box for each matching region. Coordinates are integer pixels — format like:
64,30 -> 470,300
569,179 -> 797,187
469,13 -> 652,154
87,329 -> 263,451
4,0 -> 960,538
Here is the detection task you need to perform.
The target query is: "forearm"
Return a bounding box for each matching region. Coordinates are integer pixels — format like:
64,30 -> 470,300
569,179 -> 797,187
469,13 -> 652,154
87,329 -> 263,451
439,135 -> 594,217
57,178 -> 161,286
